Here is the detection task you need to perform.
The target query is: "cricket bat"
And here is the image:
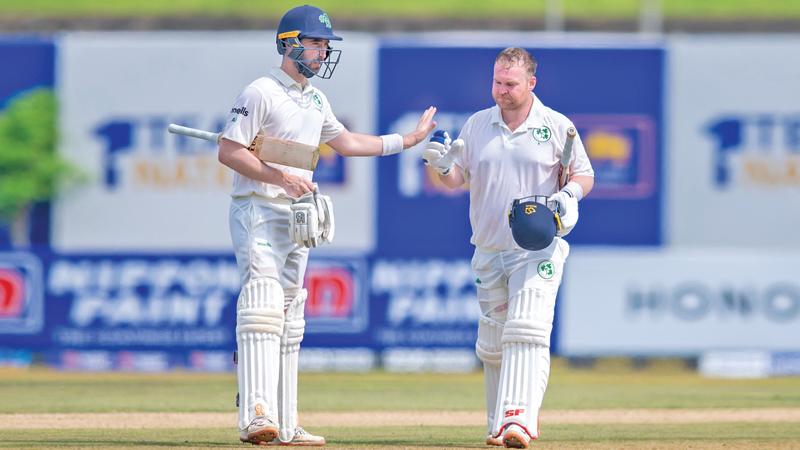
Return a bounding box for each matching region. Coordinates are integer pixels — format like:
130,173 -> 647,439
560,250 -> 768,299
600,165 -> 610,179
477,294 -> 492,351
558,127 -> 577,189
167,124 -> 320,171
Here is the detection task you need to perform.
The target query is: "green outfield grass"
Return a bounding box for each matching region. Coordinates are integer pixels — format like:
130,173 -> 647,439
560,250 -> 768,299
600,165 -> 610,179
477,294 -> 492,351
1,359 -> 799,413
1,0 -> 800,20
1,361 -> 799,448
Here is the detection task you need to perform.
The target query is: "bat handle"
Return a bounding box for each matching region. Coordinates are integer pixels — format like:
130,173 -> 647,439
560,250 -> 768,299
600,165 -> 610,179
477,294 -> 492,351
558,167 -> 569,189
558,127 -> 577,189
167,124 -> 221,143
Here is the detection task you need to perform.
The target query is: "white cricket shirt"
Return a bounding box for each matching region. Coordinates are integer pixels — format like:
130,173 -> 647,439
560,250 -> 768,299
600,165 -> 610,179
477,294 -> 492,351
221,67 -> 345,199
453,94 -> 594,251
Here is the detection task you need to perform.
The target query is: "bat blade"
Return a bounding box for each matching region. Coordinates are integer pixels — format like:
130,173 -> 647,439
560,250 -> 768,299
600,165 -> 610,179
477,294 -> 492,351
250,135 -> 320,171
558,127 -> 577,189
167,123 -> 319,171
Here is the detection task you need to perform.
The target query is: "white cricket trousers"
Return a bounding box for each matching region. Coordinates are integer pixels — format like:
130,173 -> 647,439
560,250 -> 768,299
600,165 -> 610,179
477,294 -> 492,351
229,195 -> 310,434
229,195 -> 309,290
472,238 -> 569,439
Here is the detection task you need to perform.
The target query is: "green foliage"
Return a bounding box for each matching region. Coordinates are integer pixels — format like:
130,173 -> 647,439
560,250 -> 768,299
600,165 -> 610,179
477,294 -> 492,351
0,88 -> 82,223
1,0 -> 800,19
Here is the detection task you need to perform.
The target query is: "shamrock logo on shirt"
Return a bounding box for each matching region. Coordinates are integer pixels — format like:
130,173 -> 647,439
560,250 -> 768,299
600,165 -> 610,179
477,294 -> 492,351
311,92 -> 323,111
532,126 -> 551,142
537,260 -> 555,279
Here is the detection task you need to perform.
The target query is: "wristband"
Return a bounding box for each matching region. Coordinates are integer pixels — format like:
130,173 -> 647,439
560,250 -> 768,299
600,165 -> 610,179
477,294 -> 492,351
380,133 -> 404,156
561,181 -> 584,201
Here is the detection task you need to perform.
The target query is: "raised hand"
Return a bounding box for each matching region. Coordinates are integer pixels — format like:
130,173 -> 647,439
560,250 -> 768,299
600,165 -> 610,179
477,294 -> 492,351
403,106 -> 438,149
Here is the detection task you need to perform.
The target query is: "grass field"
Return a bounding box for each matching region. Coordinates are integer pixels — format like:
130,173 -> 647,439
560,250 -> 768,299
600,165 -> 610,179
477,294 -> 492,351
1,359 -> 799,448
1,0 -> 800,20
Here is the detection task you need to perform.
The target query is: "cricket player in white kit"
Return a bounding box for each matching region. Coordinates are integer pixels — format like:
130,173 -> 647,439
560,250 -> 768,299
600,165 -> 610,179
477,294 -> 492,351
218,5 -> 437,446
423,47 -> 594,448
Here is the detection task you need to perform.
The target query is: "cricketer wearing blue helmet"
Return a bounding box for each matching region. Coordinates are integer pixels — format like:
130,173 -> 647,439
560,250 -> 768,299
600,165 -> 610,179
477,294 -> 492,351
276,4 -> 343,79
217,4 -> 439,447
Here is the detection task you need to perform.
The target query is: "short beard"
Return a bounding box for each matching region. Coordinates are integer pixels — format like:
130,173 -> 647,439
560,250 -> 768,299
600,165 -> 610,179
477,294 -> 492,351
494,95 -> 524,110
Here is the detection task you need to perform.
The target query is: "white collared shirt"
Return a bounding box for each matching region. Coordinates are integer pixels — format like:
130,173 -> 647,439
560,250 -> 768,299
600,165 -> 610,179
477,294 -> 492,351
222,67 -> 345,199
453,94 -> 594,251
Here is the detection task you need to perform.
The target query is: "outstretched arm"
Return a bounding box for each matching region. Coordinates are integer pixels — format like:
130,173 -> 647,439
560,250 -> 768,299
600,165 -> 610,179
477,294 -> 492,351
326,107 -> 437,157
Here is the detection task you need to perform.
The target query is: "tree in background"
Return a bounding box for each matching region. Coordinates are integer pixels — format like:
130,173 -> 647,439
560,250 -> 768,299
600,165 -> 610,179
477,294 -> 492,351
0,88 -> 83,247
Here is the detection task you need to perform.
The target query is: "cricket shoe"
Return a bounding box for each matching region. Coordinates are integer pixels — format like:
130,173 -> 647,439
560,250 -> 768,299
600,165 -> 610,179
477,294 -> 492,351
486,434 -> 503,446
267,426 -> 326,446
502,424 -> 532,449
239,416 -> 279,445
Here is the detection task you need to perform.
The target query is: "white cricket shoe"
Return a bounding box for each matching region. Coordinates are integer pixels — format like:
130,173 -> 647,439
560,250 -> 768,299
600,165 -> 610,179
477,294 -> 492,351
486,434 -> 503,446
502,424 -> 531,449
239,416 -> 279,445
267,426 -> 326,446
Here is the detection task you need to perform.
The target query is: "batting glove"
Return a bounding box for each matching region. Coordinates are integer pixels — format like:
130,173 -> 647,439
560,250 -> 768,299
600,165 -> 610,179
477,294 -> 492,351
422,130 -> 455,175
548,191 -> 579,237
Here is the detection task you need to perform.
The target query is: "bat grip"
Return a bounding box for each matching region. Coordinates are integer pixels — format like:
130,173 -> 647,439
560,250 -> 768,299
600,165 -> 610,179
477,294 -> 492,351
167,124 -> 220,143
558,167 -> 569,189
558,127 -> 577,188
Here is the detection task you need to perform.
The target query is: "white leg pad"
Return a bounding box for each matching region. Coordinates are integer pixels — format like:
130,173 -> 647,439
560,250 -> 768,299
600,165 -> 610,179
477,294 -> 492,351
237,278 -> 284,431
476,315 -> 503,434
278,289 -> 307,443
492,287 -> 553,440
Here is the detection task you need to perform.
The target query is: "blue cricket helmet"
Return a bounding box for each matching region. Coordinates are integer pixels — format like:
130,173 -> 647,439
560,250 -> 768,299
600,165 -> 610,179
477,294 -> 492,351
276,5 -> 342,79
277,4 -> 342,42
508,196 -> 559,251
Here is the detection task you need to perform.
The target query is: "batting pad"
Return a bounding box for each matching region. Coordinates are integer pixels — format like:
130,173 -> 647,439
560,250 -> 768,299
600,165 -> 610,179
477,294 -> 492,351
476,315 -> 504,433
278,289 -> 308,443
237,278 -> 284,431
492,287 -> 553,440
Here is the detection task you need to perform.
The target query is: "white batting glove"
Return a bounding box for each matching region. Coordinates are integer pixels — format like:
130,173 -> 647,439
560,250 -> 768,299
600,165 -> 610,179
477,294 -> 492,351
548,191 -> 579,237
422,131 -> 455,175
290,192 -> 320,248
315,192 -> 335,244
289,189 -> 336,248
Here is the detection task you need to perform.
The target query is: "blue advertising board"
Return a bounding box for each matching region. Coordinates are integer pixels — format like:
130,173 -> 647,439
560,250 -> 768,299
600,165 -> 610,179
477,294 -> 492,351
377,44 -> 665,249
0,37 -> 54,109
1,251 -> 376,370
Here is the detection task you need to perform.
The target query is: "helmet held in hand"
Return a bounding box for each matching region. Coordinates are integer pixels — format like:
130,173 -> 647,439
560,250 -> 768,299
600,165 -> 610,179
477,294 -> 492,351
508,196 -> 558,251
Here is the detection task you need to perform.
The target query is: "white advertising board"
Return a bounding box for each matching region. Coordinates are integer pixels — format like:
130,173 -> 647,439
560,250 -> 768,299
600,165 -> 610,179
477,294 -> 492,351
667,36 -> 800,248
54,32 -> 377,253
560,249 -> 800,355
